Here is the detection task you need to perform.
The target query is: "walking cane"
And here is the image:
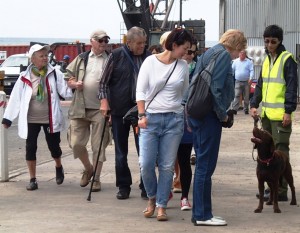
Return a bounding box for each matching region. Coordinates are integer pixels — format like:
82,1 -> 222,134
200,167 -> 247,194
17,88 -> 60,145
87,116 -> 109,201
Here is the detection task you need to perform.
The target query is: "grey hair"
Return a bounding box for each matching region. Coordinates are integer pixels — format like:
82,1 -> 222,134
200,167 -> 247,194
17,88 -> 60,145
127,26 -> 147,40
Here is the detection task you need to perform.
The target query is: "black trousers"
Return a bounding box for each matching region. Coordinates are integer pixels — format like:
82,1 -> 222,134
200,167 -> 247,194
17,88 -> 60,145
26,123 -> 62,161
177,143 -> 193,199
111,115 -> 145,192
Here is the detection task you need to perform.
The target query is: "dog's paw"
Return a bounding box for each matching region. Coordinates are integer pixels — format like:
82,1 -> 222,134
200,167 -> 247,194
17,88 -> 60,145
290,200 -> 297,205
274,208 -> 281,213
254,208 -> 262,213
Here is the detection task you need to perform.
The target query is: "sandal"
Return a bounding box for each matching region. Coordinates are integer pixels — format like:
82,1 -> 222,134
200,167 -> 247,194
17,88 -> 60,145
143,198 -> 156,218
156,207 -> 168,221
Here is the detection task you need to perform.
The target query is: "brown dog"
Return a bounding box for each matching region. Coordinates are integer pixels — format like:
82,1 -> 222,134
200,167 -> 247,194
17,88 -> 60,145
251,124 -> 297,213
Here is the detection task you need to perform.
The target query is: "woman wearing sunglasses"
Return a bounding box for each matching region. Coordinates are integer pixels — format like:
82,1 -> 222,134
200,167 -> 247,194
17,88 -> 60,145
250,25 -> 298,202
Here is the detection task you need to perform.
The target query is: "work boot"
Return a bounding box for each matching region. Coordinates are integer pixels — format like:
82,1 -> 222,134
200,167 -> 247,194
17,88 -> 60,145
56,165 -> 64,185
256,189 -> 270,201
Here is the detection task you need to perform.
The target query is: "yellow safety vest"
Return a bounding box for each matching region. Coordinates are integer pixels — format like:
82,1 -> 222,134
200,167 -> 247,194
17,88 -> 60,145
261,51 -> 292,120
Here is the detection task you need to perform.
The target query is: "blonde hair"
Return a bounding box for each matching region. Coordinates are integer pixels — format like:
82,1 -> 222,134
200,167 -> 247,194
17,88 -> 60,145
159,31 -> 171,47
219,29 -> 247,51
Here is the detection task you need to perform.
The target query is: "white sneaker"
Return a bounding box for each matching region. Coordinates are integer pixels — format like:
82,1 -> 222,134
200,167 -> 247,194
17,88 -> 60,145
194,217 -> 227,226
181,198 -> 192,211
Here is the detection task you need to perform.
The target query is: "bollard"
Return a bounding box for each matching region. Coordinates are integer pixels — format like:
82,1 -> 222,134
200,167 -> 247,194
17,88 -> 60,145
0,91 -> 8,181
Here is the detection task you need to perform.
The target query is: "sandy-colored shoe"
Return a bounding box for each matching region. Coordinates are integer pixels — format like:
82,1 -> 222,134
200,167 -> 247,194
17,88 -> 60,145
80,166 -> 93,187
156,207 -> 168,221
173,187 -> 182,193
143,198 -> 156,218
92,181 -> 101,192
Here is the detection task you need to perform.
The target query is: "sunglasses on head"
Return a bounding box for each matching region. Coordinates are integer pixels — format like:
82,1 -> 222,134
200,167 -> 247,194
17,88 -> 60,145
95,38 -> 109,44
264,39 -> 278,45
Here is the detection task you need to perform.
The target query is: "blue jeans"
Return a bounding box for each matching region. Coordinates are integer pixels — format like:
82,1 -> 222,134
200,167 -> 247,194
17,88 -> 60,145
139,112 -> 184,208
189,111 -> 222,221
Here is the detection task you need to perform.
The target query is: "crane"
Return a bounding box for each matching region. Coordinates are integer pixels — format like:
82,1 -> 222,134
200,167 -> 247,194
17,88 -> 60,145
117,0 -> 205,53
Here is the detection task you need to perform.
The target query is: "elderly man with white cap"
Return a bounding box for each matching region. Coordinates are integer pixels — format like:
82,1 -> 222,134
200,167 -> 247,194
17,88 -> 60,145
2,44 -> 72,191
66,29 -> 111,192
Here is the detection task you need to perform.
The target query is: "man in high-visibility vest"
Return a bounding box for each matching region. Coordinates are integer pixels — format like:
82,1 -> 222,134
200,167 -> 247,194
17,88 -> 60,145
250,25 -> 298,202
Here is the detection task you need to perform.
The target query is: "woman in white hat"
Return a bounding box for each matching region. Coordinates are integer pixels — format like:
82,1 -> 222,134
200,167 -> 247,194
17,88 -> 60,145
2,44 -> 72,191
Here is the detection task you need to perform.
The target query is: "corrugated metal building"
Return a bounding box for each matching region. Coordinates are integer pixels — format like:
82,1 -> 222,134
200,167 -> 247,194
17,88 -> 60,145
219,0 -> 300,79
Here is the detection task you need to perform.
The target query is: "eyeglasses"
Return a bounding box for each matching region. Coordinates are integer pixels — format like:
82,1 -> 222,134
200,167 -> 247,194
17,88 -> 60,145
187,50 -> 196,55
264,39 -> 279,45
95,38 -> 109,44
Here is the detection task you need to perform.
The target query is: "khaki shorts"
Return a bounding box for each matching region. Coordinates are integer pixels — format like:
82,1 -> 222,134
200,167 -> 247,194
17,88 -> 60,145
67,109 -> 111,162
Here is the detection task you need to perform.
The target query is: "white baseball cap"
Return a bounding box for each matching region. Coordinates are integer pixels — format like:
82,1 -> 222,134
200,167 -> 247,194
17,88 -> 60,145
28,44 -> 50,58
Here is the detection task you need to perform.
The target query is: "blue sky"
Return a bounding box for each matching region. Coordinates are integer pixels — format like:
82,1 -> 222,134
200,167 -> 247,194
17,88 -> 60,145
1,0 -> 219,41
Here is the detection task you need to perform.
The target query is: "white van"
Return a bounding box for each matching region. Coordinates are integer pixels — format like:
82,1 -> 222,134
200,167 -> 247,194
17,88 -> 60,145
0,54 -> 30,95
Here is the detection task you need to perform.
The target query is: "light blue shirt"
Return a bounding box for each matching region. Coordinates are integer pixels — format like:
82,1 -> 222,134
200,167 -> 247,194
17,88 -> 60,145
232,58 -> 254,81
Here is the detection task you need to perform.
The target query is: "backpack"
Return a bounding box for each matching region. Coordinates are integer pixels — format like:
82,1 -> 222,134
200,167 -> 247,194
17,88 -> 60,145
186,50 -> 223,119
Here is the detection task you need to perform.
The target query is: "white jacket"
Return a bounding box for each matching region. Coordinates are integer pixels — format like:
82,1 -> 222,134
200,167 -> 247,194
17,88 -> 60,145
3,64 -> 72,139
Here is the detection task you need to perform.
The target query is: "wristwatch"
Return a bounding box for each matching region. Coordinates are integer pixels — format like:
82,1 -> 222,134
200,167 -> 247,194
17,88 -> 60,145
138,113 -> 146,120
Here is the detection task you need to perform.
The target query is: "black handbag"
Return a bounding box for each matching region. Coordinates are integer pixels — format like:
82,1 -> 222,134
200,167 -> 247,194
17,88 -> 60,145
123,60 -> 178,126
123,105 -> 139,126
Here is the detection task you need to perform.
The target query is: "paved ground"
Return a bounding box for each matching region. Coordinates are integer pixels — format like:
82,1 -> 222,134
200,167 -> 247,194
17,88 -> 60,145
1,107 -> 300,233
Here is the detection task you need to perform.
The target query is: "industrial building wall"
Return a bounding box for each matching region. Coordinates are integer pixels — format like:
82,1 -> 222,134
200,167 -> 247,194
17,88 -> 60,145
220,0 -> 300,80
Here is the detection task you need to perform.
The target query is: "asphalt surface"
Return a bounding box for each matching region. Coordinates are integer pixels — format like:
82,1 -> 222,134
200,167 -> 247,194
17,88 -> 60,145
0,104 -> 300,233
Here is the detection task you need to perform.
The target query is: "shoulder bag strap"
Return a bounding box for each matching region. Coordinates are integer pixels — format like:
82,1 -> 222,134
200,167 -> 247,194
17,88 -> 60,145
53,70 -> 65,101
122,47 -> 139,73
145,59 -> 178,110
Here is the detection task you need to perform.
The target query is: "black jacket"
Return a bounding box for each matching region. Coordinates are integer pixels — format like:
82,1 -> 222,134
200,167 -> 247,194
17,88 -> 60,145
99,45 -> 150,116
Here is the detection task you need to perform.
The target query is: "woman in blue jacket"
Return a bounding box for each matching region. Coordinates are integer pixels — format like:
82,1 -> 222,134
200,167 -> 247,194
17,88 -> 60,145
189,29 -> 247,226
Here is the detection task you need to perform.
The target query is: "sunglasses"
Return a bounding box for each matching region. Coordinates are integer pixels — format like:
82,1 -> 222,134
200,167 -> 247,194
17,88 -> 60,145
95,38 -> 109,44
264,39 -> 279,45
187,50 -> 196,55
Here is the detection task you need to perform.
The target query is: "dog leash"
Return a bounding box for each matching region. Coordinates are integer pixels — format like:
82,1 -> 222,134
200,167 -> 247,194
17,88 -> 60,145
253,115 -> 262,128
252,146 -> 257,161
251,116 -> 274,166
252,116 -> 262,162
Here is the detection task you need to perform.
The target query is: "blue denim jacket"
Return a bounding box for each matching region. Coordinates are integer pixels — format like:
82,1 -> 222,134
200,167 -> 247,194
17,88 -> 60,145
193,44 -> 234,121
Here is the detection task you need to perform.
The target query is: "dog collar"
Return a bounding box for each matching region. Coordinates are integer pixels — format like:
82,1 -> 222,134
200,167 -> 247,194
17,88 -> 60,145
257,154 -> 274,166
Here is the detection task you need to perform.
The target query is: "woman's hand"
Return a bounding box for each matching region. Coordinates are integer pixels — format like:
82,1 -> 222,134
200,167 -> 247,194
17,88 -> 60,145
138,116 -> 147,128
2,123 -> 9,129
